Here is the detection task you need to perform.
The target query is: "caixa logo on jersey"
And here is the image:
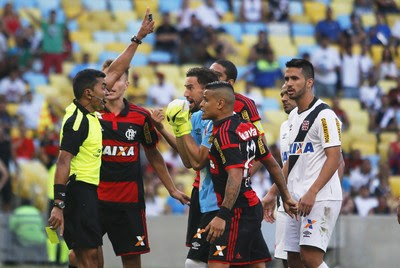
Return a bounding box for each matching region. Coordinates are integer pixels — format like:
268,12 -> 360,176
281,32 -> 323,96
289,142 -> 314,155
102,146 -> 135,156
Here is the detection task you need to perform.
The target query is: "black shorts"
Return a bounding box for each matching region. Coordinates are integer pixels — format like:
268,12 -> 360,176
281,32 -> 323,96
186,187 -> 202,246
63,179 -> 102,250
208,202 -> 271,265
187,210 -> 218,263
99,201 -> 150,256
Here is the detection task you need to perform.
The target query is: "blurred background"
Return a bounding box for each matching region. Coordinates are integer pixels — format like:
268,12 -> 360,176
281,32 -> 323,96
0,0 -> 400,267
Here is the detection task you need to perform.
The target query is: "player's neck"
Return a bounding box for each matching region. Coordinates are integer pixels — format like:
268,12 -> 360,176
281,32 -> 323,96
105,98 -> 124,114
297,92 -> 315,113
214,111 -> 233,122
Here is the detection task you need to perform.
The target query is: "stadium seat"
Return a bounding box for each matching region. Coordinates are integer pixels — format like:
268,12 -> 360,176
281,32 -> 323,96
221,22 -> 243,42
38,0 -> 61,14
263,98 -> 281,111
49,74 -> 71,92
294,36 -> 316,46
110,0 -> 132,11
83,0 -> 106,10
268,22 -> 290,36
22,72 -> 48,91
361,13 -> 376,28
19,8 -> 41,27
215,0 -> 230,13
156,64 -> 181,79
378,79 -> 397,94
288,1 -> 303,15
304,1 -> 326,24
331,1 -> 352,16
105,42 -> 127,53
290,14 -> 311,24
269,36 -> 297,57
242,22 -> 267,35
278,55 -> 294,70
351,141 -> 377,155
148,51 -> 172,64
380,132 -> 397,144
5,103 -> 19,117
264,110 -> 287,125
127,20 -> 144,34
263,88 -> 281,100
242,34 -> 258,47
389,176 -> 400,197
70,31 -> 92,43
292,23 -> 315,36
340,98 -> 362,111
371,45 -> 384,65
133,0 -> 158,16
113,10 -> 137,25
222,11 -> 235,23
337,14 -> 351,30
130,53 -> 149,67
93,31 -> 116,44
97,51 -> 120,65
13,0 -> 38,10
386,14 -> 400,28
297,44 -> 319,57
159,0 -> 182,13
80,42 -> 105,62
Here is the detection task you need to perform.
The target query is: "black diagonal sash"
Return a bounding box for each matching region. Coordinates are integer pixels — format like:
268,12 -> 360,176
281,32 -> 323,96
288,102 -> 330,175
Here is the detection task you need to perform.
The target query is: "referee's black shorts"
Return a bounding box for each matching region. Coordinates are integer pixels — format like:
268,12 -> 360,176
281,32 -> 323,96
186,187 -> 202,246
63,179 -> 102,249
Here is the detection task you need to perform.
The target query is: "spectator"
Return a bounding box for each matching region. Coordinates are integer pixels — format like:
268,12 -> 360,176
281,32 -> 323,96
388,130 -> 400,174
126,72 -> 148,105
204,27 -> 236,64
248,30 -> 271,63
369,13 -> 391,45
243,82 -> 263,111
349,159 -> 376,192
345,149 -> 364,174
372,94 -> 397,132
340,41 -> 362,98
251,48 -> 283,89
344,13 -> 367,45
311,35 -> 341,98
0,21 -> 8,70
0,67 -> 27,103
62,27 -> 72,61
155,13 -> 179,55
0,158 -> 8,201
68,53 -> 97,79
369,195 -> 391,214
0,124 -> 12,212
341,192 -> 356,214
388,76 -> 400,107
164,182 -> 188,215
147,72 -> 176,107
359,43 -> 374,81
12,123 -> 35,162
38,127 -> 59,169
240,0 -> 266,22
178,29 -> 204,64
175,0 -> 194,31
195,0 -> 223,30
378,47 -> 398,80
267,0 -> 289,22
360,72 -> 383,113
331,97 -> 350,131
375,0 -> 399,14
315,7 -> 342,43
162,149 -> 186,175
17,90 -> 44,131
354,185 -> 378,216
354,0 -> 374,15
144,180 -> 165,217
370,163 -> 392,195
391,18 -> 400,47
0,95 -> 13,134
1,2 -> 21,37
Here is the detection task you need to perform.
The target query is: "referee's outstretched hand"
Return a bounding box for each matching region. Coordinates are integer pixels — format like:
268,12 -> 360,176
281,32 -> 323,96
136,8 -> 156,40
48,207 -> 64,236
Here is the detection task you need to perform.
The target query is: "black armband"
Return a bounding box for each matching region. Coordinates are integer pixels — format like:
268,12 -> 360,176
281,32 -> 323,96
54,184 -> 66,201
216,206 -> 232,221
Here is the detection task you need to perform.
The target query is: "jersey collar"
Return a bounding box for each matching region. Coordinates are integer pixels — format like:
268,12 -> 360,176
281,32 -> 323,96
103,98 -> 130,117
73,99 -> 91,115
213,114 -> 236,127
298,97 -> 318,115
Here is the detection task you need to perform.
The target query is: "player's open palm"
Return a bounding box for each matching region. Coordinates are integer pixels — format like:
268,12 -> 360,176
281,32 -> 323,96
48,207 -> 64,236
261,192 -> 276,223
205,217 -> 226,243
298,190 -> 317,217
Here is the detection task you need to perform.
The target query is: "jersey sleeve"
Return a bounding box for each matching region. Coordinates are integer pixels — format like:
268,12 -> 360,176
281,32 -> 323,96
201,120 -> 213,149
60,116 -> 88,156
216,128 -> 244,171
141,112 -> 159,148
317,110 -> 342,149
242,98 -> 261,123
255,135 -> 271,161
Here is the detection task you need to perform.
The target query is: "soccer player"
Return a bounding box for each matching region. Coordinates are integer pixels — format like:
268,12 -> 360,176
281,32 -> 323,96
200,81 -> 297,267
151,67 -> 220,268
48,9 -> 155,267
283,59 -> 342,268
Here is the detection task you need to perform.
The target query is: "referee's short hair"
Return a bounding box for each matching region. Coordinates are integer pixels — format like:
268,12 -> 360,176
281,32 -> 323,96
285,58 -> 314,80
73,69 -> 106,99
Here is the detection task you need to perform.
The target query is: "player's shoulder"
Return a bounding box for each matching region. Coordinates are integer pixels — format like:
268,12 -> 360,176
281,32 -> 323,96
280,119 -> 289,132
233,116 -> 258,141
128,102 -> 151,117
235,92 -> 256,106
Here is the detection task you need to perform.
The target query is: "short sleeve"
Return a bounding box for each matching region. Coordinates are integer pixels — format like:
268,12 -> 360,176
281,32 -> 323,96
60,117 -> 88,156
317,110 -> 342,149
141,112 -> 158,148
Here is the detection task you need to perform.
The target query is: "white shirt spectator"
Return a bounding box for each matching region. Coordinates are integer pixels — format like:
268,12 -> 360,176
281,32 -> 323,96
311,46 -> 341,85
360,83 -> 382,110
17,92 -> 44,130
175,7 -> 194,30
360,53 -> 374,79
195,2 -> 223,29
148,82 -> 176,107
0,32 -> 7,61
0,76 -> 26,103
241,0 -> 263,22
349,166 -> 376,191
354,195 -> 378,217
379,62 -> 398,80
391,19 -> 400,39
341,53 -> 361,88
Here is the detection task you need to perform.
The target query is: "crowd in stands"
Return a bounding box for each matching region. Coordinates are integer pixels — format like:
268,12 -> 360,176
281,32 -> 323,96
0,0 -> 400,222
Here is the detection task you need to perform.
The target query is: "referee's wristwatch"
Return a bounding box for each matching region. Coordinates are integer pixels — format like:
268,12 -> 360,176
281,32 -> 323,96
130,35 -> 142,45
54,201 -> 65,209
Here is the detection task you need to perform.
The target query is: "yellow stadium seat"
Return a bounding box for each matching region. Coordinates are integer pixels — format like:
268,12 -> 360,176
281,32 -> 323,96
242,34 -> 258,48
294,36 -> 316,46
70,31 -> 92,43
347,110 -> 369,124
378,79 -> 397,94
62,61 -> 75,76
361,13 -> 376,28
264,110 -> 288,125
102,20 -> 126,32
386,14 -> 400,28
180,64 -> 201,76
136,42 -> 153,54
49,74 -> 71,92
270,36 -> 297,57
380,132 -> 397,144
263,88 -> 281,100
290,14 -> 311,24
222,11 -> 235,22
156,64 -> 181,78
389,176 -> 400,197
340,98 -> 361,111
104,42 -> 126,53
341,131 -> 352,153
351,140 -> 377,155
36,85 -> 58,98
19,8 -> 41,29
304,1 -> 326,24
113,10 -> 137,24
63,5 -> 83,19
80,42 -> 105,62
331,2 -> 352,16
189,0 -> 203,9
371,45 -> 384,65
6,103 -> 19,117
134,0 -> 159,16
378,141 -> 389,163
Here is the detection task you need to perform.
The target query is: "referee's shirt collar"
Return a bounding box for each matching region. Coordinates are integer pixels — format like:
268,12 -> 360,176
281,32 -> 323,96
73,99 -> 91,115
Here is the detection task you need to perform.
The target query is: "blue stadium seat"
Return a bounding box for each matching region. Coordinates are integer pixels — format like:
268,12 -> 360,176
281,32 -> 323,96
38,0 -> 60,14
243,22 -> 267,35
93,31 -> 116,44
337,14 -> 351,30
232,0 -> 241,17
215,0 -> 230,13
126,20 -> 143,33
365,154 -> 380,170
221,22 -> 243,42
297,44 -> 319,57
83,0 -> 106,10
316,0 -> 331,5
159,0 -> 182,13
263,98 -> 281,111
110,0 -> 132,11
131,53 -> 149,67
97,51 -> 120,65
148,51 -> 172,63
67,19 -> 79,31
289,1 -> 303,15
12,0 -> 37,10
278,56 -> 294,70
23,72 -> 48,91
72,42 -> 80,53
116,32 -> 132,43
292,23 -> 315,36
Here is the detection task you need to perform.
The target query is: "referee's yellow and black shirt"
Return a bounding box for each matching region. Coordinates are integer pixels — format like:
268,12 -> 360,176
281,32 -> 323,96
60,99 -> 102,186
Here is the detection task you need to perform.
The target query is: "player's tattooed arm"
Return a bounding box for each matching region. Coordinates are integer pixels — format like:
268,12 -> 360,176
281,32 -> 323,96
221,168 -> 243,209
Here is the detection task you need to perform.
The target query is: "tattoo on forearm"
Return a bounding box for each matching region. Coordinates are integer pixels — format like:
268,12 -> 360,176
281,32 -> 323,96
222,174 -> 241,210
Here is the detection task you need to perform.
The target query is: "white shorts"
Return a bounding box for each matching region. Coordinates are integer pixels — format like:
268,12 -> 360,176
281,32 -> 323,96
284,200 -> 341,253
274,209 -> 289,260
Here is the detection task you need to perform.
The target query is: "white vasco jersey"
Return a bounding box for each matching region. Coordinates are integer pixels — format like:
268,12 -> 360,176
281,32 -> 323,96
287,99 -> 342,202
277,120 -> 290,212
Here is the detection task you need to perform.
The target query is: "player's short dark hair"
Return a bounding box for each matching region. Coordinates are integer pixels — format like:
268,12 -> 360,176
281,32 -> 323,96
186,67 -> 219,87
205,81 -> 235,106
102,59 -> 129,78
213,59 -> 238,82
73,69 -> 105,99
285,58 -> 314,80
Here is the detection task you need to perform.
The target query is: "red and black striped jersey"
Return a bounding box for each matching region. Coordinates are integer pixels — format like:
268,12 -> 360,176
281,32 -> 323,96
208,115 -> 271,208
234,93 -> 261,123
97,99 -> 158,205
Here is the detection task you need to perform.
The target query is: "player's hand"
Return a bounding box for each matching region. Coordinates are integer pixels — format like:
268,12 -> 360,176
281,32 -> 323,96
48,207 -> 64,236
261,192 -> 276,223
298,190 -> 316,217
166,99 -> 192,137
283,197 -> 298,220
170,189 -> 191,205
205,216 -> 226,244
150,108 -> 165,131
137,8 -> 156,40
